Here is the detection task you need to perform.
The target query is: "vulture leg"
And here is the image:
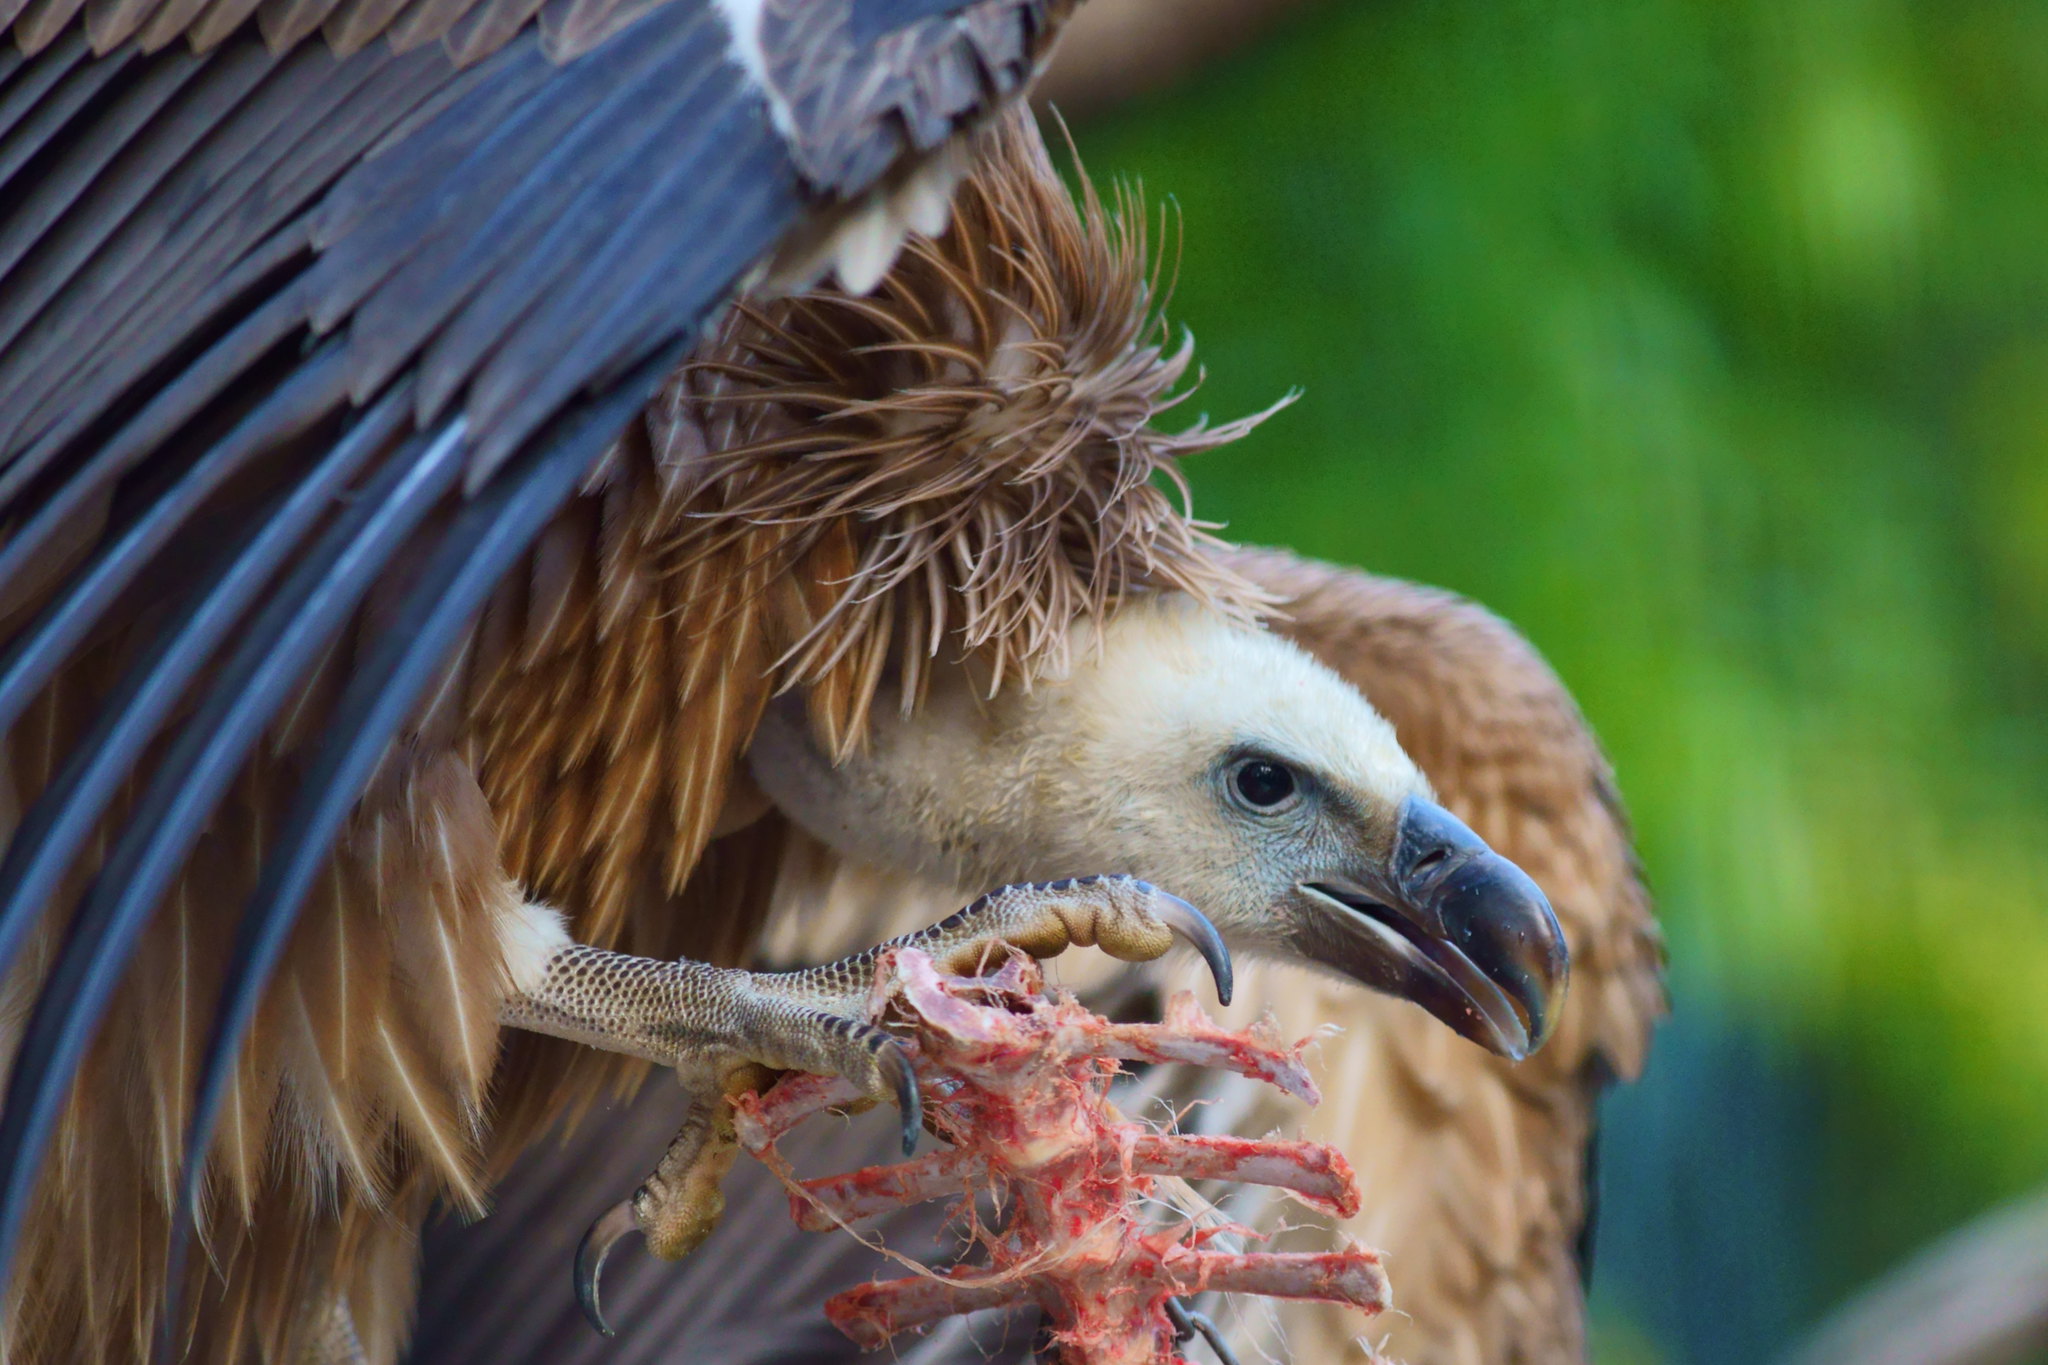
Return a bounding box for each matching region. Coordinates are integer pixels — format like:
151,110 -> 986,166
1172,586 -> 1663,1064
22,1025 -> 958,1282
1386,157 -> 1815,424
495,875 -> 1234,1334
301,1298 -> 370,1365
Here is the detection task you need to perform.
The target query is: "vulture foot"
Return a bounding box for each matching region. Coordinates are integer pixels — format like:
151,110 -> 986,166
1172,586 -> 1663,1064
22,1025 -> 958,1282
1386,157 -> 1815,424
497,876 -> 1233,1336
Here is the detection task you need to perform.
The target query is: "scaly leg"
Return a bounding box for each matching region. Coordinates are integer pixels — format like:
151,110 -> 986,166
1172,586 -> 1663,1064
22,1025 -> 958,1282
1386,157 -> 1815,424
298,1297 -> 367,1365
496,875 -> 1231,1335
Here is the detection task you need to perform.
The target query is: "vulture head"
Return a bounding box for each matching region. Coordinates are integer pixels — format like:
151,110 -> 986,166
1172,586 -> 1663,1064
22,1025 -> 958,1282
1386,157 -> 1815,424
750,594 -> 1569,1059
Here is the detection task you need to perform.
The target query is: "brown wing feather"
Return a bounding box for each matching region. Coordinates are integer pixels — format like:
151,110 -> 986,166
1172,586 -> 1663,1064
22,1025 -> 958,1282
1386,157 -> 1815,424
2,709 -> 521,1360
1216,547 -> 1667,1365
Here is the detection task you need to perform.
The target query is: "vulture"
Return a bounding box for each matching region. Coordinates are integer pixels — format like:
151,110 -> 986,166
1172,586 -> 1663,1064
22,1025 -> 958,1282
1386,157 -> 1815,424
0,2 -> 1666,1363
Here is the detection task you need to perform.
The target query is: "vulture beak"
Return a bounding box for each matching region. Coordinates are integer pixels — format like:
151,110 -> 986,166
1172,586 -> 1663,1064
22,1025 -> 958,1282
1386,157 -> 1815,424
1297,796 -> 1568,1060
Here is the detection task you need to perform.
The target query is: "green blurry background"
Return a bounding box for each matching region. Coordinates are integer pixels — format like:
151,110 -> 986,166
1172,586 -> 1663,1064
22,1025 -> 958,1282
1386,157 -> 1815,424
1058,2 -> 2048,1360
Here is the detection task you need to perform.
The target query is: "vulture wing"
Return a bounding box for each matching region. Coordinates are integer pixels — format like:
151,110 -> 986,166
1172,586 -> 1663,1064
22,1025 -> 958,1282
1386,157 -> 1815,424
0,9 -> 1145,1361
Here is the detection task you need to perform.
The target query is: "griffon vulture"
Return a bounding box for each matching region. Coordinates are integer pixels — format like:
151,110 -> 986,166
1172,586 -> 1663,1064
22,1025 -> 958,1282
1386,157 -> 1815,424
0,2 -> 1662,1361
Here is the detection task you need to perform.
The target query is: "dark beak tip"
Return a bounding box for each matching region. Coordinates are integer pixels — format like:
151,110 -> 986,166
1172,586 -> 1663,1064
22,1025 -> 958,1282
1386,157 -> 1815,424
1497,876 -> 1570,1057
1297,802 -> 1572,1060
1406,834 -> 1571,1061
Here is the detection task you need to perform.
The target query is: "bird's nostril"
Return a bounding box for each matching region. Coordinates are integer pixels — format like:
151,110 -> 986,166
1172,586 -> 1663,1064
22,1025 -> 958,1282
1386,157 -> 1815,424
1411,848 -> 1449,877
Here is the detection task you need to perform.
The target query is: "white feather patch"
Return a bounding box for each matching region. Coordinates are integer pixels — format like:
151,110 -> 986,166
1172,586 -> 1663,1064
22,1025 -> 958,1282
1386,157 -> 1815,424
905,153 -> 966,238
496,901 -> 572,997
711,0 -> 793,138
833,198 -> 906,295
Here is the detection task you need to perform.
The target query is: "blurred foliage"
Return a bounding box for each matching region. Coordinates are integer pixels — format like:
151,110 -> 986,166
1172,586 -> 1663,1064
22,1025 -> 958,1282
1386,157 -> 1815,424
1061,0 -> 2048,1359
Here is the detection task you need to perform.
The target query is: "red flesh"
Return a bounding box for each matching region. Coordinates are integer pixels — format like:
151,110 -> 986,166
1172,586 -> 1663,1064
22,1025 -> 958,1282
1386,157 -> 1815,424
733,949 -> 1388,1364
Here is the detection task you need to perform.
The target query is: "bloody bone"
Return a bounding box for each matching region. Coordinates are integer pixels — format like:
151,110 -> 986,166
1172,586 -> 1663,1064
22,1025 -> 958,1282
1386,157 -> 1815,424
732,948 -> 1388,1365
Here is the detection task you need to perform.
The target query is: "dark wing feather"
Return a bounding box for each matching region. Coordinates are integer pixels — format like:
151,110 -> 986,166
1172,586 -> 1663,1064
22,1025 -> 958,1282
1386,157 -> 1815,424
0,219 -> 309,521
0,394 -> 469,1295
0,31 -> 76,116
252,0 -> 342,51
128,0 -> 213,47
164,344 -> 683,1337
0,51 -> 202,287
376,0 -> 484,53
407,55 -> 730,420
0,307 -> 345,753
850,0 -> 985,45
440,0 -> 546,66
331,6 -> 716,403
341,26 -> 704,405
0,381 -> 419,1298
0,262 -> 305,570
0,39 -> 128,186
0,45 -> 385,455
0,384 -> 409,992
462,83 -> 780,476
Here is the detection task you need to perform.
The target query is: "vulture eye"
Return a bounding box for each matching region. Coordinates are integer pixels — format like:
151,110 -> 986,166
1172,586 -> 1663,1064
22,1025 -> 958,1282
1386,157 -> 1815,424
1231,759 -> 1298,811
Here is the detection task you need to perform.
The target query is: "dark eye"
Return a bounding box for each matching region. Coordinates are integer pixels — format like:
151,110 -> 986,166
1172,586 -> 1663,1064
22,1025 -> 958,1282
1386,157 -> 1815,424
1233,760 -> 1297,809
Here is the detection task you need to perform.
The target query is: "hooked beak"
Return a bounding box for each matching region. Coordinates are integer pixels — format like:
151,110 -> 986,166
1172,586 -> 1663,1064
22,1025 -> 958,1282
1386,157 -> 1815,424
1298,796 -> 1568,1060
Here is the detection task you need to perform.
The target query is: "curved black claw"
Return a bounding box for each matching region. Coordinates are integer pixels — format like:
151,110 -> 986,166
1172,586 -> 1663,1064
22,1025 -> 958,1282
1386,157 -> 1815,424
876,1038 -> 922,1156
1166,1296 -> 1242,1365
1143,886 -> 1235,1007
574,1199 -> 639,1337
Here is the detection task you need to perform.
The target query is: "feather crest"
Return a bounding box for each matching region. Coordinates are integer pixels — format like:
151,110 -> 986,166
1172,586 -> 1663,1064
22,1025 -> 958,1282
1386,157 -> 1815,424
653,114 -> 1282,749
